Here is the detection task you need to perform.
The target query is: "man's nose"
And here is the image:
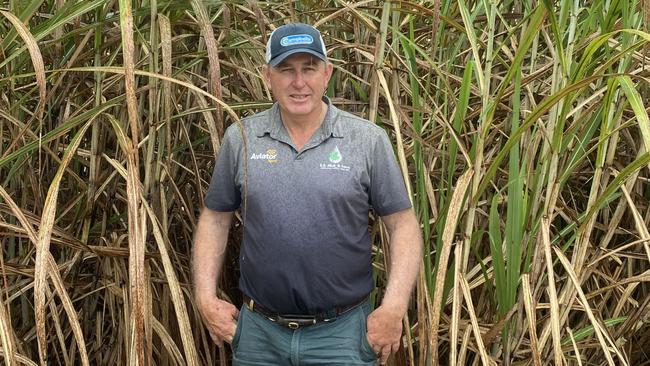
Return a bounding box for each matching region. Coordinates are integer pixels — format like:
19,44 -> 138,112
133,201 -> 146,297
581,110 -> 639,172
292,71 -> 306,87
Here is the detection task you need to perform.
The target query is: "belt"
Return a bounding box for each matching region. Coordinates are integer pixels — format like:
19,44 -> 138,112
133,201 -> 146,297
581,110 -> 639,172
243,295 -> 366,329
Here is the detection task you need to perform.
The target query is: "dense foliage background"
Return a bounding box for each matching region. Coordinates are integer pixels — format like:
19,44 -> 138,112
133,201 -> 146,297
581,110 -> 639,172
0,0 -> 649,365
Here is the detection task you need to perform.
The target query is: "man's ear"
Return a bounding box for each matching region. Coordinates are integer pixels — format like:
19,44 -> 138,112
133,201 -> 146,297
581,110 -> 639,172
324,62 -> 334,83
262,65 -> 271,87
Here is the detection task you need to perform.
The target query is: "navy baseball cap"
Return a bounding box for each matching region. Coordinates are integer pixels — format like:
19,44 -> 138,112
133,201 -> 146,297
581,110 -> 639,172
265,23 -> 327,66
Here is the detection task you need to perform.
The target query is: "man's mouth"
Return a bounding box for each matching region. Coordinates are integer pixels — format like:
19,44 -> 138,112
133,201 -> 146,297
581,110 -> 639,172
289,94 -> 310,101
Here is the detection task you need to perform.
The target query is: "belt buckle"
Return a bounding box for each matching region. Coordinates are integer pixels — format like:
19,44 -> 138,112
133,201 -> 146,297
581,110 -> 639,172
277,314 -> 316,329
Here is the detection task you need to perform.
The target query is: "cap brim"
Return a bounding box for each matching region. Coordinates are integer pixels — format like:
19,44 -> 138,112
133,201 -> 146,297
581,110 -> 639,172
268,48 -> 327,66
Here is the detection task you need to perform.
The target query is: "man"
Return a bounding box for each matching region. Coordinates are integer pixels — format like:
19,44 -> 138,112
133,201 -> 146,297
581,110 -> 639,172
193,23 -> 422,365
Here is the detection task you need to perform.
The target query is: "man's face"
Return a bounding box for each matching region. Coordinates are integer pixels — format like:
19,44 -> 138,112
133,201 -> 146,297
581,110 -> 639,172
264,53 -> 333,120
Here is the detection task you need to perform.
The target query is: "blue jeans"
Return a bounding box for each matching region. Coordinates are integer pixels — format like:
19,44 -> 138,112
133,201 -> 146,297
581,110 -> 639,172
232,301 -> 378,365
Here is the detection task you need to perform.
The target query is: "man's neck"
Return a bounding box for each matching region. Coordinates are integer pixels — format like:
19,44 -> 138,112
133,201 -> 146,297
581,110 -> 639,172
280,100 -> 328,150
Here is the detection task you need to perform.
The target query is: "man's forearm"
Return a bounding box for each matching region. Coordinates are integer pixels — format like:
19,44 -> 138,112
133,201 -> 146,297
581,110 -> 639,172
380,209 -> 423,315
192,208 -> 234,301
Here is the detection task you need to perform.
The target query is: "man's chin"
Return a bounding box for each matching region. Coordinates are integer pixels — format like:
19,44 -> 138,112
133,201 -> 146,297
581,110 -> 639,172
283,105 -> 314,117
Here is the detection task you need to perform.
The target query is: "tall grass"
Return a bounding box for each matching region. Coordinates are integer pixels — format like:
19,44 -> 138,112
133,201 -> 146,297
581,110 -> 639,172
1,1 -> 649,365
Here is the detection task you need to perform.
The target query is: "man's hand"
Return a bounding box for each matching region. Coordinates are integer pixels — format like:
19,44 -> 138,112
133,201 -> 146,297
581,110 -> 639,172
197,296 -> 239,346
366,305 -> 403,365
367,208 -> 421,364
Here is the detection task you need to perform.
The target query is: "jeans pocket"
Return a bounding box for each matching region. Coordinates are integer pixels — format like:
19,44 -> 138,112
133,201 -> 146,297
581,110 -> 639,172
361,333 -> 376,359
359,306 -> 378,361
231,306 -> 245,353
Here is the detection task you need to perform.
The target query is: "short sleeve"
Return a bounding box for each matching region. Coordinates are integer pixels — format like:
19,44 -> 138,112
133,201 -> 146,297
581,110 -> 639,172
369,129 -> 412,216
204,125 -> 242,211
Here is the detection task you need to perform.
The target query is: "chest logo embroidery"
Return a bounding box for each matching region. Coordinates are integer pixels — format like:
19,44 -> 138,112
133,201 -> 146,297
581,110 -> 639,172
329,146 -> 342,163
250,148 -> 278,164
321,146 -> 350,171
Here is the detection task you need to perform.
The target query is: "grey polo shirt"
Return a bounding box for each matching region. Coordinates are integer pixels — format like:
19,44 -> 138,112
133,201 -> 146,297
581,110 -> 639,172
204,98 -> 411,314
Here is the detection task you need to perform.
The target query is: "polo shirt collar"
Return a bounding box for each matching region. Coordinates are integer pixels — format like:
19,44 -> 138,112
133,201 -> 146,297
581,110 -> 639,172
255,96 -> 343,142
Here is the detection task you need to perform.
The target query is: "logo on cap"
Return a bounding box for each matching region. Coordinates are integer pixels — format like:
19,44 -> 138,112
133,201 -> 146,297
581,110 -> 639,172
280,34 -> 314,47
